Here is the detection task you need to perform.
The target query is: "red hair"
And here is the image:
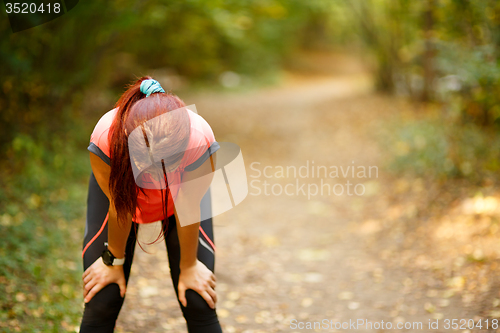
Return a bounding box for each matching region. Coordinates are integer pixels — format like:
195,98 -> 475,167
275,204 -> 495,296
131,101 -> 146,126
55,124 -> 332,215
108,76 -> 189,238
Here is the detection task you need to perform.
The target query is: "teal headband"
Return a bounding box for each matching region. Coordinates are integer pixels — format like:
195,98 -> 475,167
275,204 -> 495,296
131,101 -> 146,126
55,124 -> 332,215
140,79 -> 165,97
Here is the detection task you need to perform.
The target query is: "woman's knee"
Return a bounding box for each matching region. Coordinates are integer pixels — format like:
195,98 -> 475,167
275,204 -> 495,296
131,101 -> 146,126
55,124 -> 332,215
181,289 -> 218,321
82,283 -> 125,322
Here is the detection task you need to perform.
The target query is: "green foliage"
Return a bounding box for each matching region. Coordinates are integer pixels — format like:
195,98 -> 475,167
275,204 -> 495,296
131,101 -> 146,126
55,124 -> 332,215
336,0 -> 500,182
0,135 -> 88,332
380,111 -> 500,181
435,41 -> 500,126
0,0 -> 328,151
339,0 -> 500,127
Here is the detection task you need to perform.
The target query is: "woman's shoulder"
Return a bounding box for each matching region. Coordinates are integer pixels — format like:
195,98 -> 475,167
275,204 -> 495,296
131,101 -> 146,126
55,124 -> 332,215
187,109 -> 215,142
88,108 -> 118,162
90,108 -> 118,142
180,109 -> 219,171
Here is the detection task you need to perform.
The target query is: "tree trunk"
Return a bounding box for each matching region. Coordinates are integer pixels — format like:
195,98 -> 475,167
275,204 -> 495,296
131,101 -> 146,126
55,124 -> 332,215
421,0 -> 435,102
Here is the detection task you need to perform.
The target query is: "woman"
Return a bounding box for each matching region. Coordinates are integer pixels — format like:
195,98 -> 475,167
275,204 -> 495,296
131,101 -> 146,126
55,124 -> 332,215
80,77 -> 222,332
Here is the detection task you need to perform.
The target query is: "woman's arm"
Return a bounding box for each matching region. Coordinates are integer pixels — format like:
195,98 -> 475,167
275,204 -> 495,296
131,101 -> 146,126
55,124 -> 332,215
82,153 -> 131,303
175,152 -> 216,267
89,152 -> 132,258
174,152 -> 217,308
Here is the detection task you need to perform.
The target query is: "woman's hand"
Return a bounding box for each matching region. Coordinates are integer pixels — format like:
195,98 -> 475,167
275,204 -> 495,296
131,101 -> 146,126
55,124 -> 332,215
178,260 -> 217,309
82,257 -> 126,303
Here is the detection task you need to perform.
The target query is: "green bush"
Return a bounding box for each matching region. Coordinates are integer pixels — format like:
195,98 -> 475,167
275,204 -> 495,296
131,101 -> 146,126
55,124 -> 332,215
381,113 -> 500,181
0,135 -> 89,332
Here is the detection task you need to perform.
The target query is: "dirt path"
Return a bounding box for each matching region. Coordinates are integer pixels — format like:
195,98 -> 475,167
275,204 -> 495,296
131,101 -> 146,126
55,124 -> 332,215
115,54 -> 479,333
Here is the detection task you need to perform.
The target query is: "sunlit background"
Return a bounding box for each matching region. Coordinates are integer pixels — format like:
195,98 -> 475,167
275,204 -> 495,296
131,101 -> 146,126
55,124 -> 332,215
1,0 -> 500,332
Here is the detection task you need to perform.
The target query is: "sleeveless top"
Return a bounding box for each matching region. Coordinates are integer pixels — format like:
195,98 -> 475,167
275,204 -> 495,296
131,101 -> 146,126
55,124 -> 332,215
87,107 -> 220,223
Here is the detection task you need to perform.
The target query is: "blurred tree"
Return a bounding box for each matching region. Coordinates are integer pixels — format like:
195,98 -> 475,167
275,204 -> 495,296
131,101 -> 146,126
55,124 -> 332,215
421,0 -> 435,102
0,0 -> 329,166
341,0 -> 500,127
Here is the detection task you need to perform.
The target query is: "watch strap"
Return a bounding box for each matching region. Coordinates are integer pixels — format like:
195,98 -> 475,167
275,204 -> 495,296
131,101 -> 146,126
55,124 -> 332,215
112,257 -> 125,266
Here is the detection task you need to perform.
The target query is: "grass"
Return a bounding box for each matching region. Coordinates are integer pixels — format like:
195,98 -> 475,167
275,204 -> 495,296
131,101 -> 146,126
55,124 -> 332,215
0,130 -> 91,332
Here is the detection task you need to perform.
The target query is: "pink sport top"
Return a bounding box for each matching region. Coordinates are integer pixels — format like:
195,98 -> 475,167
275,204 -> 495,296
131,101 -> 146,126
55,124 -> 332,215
88,108 -> 220,224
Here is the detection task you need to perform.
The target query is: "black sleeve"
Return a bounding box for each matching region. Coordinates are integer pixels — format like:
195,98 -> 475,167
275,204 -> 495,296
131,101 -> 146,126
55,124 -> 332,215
184,142 -> 220,172
88,142 -> 111,166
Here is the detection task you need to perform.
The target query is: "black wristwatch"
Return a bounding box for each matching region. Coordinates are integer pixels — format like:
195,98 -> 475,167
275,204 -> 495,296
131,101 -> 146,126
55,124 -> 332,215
101,243 -> 125,266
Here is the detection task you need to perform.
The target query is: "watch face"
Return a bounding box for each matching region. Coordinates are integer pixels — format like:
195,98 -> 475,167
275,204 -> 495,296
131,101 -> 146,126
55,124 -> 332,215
102,249 -> 113,266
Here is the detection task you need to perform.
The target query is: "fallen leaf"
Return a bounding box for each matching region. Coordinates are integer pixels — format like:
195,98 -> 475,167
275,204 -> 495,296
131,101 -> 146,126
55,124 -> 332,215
304,272 -> 323,283
301,298 -> 313,307
227,291 -> 240,301
298,249 -> 330,261
236,315 -> 248,323
438,299 -> 450,307
348,302 -> 360,310
338,291 -> 353,300
432,313 -> 444,320
424,302 -> 435,313
223,301 -> 235,309
15,293 -> 26,302
218,309 -> 230,318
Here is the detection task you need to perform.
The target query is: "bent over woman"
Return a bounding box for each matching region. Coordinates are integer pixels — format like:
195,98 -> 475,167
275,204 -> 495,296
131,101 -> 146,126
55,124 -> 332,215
80,77 -> 222,332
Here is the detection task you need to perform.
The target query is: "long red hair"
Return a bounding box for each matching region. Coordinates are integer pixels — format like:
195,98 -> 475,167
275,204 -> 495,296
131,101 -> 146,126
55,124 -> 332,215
108,76 -> 189,236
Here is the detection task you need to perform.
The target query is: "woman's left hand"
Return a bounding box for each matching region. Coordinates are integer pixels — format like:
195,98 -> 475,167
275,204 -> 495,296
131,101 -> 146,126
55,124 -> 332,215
178,260 -> 217,309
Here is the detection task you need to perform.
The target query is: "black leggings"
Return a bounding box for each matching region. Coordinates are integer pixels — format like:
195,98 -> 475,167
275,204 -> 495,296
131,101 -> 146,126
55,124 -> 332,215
79,172 -> 222,333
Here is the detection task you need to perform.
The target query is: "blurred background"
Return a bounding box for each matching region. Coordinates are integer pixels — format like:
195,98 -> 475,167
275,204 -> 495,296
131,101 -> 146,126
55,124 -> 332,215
1,0 -> 500,332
